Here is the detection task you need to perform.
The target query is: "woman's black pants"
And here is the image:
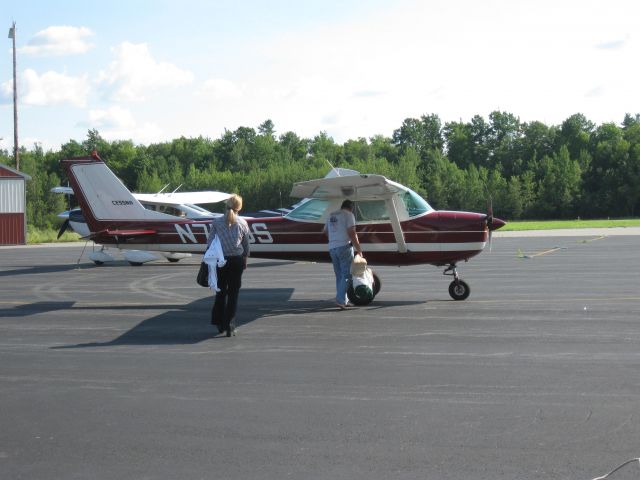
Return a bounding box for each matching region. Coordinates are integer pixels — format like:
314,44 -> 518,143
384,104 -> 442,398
211,256 -> 244,331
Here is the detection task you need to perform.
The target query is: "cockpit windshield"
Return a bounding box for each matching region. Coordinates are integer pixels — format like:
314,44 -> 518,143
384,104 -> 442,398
401,190 -> 433,217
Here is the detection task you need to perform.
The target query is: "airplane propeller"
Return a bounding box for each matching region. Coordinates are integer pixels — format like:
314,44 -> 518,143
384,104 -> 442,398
485,197 -> 494,252
57,218 -> 70,239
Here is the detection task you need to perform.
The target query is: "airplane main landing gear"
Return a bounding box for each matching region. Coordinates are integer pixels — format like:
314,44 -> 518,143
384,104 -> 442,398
444,263 -> 470,301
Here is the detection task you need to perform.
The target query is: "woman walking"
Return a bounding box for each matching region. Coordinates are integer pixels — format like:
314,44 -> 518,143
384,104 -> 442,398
208,194 -> 250,337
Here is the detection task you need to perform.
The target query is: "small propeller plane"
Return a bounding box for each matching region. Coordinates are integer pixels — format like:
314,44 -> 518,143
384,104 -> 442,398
60,152 -> 505,304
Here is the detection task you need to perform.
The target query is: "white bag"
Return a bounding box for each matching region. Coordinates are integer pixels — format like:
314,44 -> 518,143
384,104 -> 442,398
351,253 -> 367,276
351,254 -> 374,302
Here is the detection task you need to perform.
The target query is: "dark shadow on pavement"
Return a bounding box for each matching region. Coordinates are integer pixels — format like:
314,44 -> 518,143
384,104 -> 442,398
0,301 -> 77,317
0,264 -> 90,277
47,287 -> 425,350
51,288 -> 295,349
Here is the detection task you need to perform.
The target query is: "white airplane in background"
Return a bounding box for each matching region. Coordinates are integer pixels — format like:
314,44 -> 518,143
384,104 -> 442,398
53,185 -> 232,265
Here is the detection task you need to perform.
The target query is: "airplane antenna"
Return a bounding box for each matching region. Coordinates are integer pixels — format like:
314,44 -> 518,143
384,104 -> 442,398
170,184 -> 183,195
156,184 -> 170,195
324,157 -> 341,176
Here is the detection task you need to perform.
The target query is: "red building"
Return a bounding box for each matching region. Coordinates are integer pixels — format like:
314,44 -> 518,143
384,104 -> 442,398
0,164 -> 31,245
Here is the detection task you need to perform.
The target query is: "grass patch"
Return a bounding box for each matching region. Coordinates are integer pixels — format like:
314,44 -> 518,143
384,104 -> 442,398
27,226 -> 81,244
502,218 -> 640,231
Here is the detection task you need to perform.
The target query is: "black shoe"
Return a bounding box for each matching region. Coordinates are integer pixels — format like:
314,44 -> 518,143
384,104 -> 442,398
212,320 -> 224,334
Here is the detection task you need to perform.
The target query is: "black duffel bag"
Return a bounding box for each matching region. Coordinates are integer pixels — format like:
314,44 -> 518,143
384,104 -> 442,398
196,262 -> 209,287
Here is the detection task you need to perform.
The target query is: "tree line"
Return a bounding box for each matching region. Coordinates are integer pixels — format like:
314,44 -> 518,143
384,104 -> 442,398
2,111 -> 640,231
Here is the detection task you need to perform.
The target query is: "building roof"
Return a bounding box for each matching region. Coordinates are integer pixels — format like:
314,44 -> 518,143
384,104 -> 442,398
0,164 -> 32,180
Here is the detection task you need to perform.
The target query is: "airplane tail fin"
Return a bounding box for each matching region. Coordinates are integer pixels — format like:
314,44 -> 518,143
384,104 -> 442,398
60,153 -> 176,235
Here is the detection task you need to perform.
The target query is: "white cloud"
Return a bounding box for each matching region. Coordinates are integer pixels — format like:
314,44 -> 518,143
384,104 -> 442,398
223,0 -> 640,141
198,78 -> 243,100
19,26 -> 94,56
20,137 -> 53,152
9,0 -> 640,149
10,69 -> 90,107
596,36 -> 630,50
98,42 -> 194,101
0,80 -> 11,104
88,106 -> 136,129
81,106 -> 163,145
0,135 -> 56,153
101,122 -> 164,145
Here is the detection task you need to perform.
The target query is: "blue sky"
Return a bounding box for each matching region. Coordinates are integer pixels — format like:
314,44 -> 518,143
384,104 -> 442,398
1,0 -> 639,152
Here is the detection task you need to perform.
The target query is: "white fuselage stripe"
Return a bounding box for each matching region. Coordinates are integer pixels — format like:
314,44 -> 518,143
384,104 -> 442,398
115,242 -> 486,253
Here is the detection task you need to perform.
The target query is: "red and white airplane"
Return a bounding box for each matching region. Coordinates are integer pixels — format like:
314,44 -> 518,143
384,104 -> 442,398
60,152 -> 505,304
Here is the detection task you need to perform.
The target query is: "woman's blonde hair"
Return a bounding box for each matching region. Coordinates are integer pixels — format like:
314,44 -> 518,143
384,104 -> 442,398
224,194 -> 243,225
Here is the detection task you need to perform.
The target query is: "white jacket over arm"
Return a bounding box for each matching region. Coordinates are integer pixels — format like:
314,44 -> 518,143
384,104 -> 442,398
203,235 -> 226,292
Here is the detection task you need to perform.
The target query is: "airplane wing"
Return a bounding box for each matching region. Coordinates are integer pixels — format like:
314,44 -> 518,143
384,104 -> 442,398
133,191 -> 231,206
51,186 -> 74,195
291,174 -> 410,253
290,174 -> 409,200
53,185 -> 230,206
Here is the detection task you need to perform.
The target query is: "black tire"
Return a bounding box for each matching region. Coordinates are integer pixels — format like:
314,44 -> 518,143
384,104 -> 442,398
448,280 -> 470,301
93,261 -> 104,266
129,261 -> 144,267
167,258 -> 180,263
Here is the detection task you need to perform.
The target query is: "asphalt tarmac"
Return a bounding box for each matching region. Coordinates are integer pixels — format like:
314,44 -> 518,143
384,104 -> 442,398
1,231 -> 640,480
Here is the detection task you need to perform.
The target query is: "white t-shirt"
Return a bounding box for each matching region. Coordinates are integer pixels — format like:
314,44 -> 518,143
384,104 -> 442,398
326,209 -> 355,249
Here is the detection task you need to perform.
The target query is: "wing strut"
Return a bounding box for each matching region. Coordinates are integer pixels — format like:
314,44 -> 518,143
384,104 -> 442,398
385,196 -> 408,253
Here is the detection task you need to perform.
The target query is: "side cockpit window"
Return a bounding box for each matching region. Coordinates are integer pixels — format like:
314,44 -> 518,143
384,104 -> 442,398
354,200 -> 389,222
286,199 -> 330,221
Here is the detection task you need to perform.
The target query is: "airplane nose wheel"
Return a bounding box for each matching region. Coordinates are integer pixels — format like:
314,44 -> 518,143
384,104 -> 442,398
444,264 -> 470,301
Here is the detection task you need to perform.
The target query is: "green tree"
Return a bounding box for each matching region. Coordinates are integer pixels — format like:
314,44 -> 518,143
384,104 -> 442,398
278,131 -> 310,164
258,119 -> 276,138
536,146 -> 582,217
421,149 -> 465,209
487,111 -> 521,175
309,132 -> 341,170
516,121 -> 557,169
369,134 -> 399,164
557,113 -> 594,161
392,114 -> 444,157
443,120 -> 473,170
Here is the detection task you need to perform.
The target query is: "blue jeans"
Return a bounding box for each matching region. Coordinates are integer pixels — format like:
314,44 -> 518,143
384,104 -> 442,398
329,244 -> 353,304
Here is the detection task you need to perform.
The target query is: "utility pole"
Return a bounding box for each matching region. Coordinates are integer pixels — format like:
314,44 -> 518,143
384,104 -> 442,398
8,22 -> 19,171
